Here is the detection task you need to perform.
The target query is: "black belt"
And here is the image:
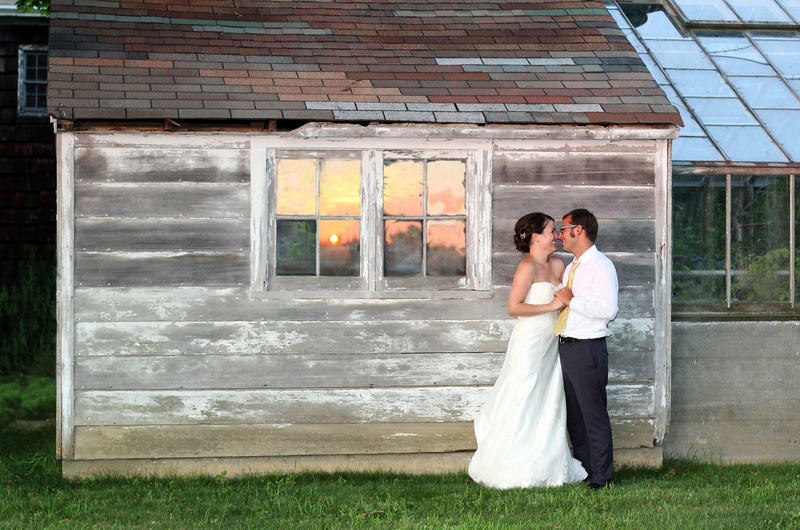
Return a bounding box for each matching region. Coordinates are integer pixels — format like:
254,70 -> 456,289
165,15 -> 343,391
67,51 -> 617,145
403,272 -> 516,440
559,336 -> 605,344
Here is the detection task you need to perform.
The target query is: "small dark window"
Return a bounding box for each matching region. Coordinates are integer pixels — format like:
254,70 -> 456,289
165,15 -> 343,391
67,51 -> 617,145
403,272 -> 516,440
19,46 -> 48,116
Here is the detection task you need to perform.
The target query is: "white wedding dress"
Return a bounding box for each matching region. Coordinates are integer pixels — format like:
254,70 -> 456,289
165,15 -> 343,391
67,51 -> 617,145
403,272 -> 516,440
468,282 -> 588,488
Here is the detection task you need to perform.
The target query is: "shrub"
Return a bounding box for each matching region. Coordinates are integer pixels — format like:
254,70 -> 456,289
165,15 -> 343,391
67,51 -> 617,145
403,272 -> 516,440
0,254 -> 56,376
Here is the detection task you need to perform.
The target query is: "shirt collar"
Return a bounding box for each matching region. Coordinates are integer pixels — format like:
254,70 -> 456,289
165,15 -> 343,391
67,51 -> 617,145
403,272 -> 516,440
575,244 -> 598,265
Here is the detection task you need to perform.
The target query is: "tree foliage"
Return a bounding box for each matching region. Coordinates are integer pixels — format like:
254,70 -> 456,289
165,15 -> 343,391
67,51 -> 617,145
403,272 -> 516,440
15,0 -> 49,17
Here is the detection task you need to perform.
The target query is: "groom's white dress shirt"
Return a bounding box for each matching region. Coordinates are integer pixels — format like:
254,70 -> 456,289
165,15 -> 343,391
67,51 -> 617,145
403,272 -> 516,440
560,245 -> 619,339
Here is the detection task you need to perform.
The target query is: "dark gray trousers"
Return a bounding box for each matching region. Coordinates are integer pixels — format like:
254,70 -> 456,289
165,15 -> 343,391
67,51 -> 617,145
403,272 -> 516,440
558,337 -> 613,486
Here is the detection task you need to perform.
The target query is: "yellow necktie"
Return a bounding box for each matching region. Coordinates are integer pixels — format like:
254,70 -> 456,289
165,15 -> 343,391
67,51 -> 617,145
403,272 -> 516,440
554,261 -> 580,336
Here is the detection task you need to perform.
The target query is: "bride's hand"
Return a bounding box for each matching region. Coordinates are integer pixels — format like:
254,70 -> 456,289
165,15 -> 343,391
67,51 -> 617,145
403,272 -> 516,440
549,297 -> 565,311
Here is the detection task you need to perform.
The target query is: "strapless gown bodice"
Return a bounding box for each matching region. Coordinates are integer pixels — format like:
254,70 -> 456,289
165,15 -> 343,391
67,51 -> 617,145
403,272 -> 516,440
518,282 -> 559,328
468,281 -> 587,489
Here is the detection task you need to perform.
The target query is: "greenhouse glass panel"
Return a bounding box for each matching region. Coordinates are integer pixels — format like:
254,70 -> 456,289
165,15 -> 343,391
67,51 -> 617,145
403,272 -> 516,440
705,125 -> 789,162
696,32 -> 774,76
659,85 -> 707,136
730,175 -> 792,302
752,34 -> 800,78
728,76 -> 799,109
636,9 -> 687,39
775,0 -> 800,22
672,0 -> 740,22
672,137 -> 726,162
666,69 -> 737,97
672,174 -> 727,302
726,0 -> 793,23
645,40 -> 716,69
754,109 -> 800,160
685,97 -> 757,125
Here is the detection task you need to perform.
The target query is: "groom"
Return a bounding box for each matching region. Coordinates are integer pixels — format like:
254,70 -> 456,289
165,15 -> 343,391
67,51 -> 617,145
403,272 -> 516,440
553,208 -> 619,489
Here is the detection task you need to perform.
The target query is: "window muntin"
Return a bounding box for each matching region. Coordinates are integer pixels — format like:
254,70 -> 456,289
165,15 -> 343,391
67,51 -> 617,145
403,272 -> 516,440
673,173 -> 797,308
18,46 -> 48,116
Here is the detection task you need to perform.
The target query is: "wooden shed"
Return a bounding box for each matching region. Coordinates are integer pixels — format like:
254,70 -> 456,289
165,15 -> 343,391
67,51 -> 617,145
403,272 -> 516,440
48,0 -> 682,477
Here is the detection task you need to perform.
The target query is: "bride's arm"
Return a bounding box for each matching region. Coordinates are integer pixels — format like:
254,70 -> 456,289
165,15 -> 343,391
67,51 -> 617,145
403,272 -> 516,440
508,260 -> 565,317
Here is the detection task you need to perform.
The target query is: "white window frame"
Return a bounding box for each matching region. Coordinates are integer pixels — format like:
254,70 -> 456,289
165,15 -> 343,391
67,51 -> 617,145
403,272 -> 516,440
250,140 -> 492,298
18,44 -> 48,117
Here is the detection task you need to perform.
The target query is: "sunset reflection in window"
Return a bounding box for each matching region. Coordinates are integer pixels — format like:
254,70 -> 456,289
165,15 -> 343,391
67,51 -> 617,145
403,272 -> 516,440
276,158 -> 361,276
383,159 -> 466,277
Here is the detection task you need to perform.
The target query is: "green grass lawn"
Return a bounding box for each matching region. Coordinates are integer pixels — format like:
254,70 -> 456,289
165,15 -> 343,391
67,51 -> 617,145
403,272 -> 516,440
2,426 -> 799,529
0,375 -> 56,426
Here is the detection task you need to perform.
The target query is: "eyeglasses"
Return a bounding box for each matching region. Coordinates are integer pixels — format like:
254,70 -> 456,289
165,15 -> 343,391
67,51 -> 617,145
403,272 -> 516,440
559,224 -> 578,232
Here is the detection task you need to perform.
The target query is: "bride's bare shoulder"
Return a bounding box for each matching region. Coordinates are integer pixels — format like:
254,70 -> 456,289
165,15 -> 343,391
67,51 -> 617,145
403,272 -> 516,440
549,255 -> 566,275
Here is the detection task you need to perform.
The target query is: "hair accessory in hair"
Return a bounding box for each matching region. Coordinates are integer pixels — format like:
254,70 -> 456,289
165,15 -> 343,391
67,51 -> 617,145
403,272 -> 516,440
519,232 -> 527,239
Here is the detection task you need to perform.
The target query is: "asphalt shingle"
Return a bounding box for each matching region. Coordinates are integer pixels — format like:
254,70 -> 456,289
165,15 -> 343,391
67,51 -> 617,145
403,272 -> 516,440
47,0 -> 682,126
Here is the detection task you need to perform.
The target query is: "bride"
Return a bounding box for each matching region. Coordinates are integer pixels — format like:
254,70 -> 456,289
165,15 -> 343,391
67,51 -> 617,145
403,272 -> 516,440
468,212 -> 588,488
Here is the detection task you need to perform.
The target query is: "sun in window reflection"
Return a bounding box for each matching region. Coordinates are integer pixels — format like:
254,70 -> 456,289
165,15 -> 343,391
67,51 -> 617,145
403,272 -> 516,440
320,220 -> 360,276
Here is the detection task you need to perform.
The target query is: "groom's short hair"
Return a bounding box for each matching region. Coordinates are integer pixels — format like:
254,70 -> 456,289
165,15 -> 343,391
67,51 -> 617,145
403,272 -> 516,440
565,208 -> 598,242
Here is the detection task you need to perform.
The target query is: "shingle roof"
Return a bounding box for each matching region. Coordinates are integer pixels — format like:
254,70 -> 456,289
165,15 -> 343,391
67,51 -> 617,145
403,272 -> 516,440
47,0 -> 682,127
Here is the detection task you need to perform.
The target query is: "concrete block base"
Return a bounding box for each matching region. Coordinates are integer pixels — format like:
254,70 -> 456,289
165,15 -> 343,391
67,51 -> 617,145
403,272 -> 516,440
61,447 -> 663,479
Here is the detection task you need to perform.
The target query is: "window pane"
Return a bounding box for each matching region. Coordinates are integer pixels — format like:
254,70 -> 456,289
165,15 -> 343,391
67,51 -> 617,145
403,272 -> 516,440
320,159 -> 360,216
726,0 -> 793,23
635,10 -> 687,40
277,220 -> 316,275
383,159 -> 423,216
696,32 -> 774,76
277,159 -> 316,215
776,0 -> 800,22
731,176 -> 792,302
672,137 -> 726,162
685,97 -> 757,125
645,39 -> 715,70
384,220 -> 422,276
754,109 -> 800,160
319,220 -> 359,276
672,0 -> 740,22
729,76 -> 798,109
752,35 -> 800,79
427,160 -> 465,216
672,174 -> 727,302
704,125 -> 789,162
660,85 -> 706,136
666,69 -> 736,97
427,220 -> 466,276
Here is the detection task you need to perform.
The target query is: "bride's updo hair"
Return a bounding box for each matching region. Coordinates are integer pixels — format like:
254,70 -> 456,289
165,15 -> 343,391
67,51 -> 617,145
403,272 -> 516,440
513,212 -> 554,253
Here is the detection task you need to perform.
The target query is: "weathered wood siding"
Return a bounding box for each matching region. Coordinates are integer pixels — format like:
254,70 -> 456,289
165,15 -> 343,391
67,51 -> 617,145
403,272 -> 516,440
62,131 -> 669,468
